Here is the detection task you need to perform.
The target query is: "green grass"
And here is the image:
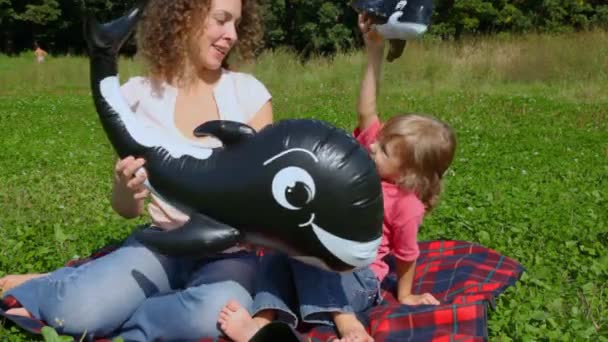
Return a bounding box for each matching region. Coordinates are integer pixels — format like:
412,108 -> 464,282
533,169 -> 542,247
1,30 -> 607,341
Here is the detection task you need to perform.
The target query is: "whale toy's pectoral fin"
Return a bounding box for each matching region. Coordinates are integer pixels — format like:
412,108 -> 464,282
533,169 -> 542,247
134,213 -> 242,257
193,120 -> 256,147
386,39 -> 407,62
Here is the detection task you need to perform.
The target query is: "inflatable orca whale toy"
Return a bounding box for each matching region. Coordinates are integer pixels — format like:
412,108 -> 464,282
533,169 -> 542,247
352,0 -> 434,61
83,1 -> 383,272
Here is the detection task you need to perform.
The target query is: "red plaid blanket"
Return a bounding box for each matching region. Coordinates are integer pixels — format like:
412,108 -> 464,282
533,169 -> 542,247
1,240 -> 524,341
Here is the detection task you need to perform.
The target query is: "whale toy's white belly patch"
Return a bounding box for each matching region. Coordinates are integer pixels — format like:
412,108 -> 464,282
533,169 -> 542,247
100,76 -> 214,160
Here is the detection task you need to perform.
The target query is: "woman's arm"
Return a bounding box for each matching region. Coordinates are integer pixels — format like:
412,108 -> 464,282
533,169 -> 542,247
111,80 -> 150,219
247,100 -> 273,131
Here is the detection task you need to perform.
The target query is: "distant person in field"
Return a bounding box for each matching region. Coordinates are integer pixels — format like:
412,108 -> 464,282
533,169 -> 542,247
0,0 -> 272,341
34,43 -> 48,63
216,13 -> 457,342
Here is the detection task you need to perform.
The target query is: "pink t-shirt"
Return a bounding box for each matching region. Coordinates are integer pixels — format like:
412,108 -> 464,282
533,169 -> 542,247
354,118 -> 425,282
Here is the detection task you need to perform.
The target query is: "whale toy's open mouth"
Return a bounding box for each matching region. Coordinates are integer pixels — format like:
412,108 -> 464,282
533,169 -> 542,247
313,224 -> 381,269
299,216 -> 381,269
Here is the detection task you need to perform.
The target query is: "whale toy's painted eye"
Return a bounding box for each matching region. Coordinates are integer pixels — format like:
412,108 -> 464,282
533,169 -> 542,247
272,167 -> 316,210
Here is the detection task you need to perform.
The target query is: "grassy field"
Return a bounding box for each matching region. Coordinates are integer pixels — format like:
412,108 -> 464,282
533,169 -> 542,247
1,30 -> 607,341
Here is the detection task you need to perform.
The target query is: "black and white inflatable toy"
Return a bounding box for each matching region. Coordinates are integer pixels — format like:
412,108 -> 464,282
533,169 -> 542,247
83,1 -> 383,272
352,0 -> 434,61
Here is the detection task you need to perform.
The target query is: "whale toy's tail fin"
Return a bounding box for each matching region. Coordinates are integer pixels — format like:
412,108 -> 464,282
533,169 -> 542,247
135,212 -> 243,257
82,0 -> 153,160
83,0 -> 147,56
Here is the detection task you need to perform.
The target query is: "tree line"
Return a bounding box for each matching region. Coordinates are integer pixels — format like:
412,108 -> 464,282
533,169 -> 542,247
1,0 -> 607,56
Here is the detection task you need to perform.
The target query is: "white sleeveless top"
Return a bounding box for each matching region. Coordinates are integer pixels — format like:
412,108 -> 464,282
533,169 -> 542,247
120,69 -> 271,242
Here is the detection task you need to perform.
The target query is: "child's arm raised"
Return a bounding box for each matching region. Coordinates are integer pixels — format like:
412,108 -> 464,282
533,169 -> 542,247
357,14 -> 385,131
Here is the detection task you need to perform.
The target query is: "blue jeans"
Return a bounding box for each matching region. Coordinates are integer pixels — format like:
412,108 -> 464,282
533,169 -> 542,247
252,253 -> 381,328
6,227 -> 257,341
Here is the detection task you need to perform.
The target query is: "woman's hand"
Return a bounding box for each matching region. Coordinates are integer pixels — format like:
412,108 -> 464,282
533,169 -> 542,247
112,156 -> 149,218
114,156 -> 149,200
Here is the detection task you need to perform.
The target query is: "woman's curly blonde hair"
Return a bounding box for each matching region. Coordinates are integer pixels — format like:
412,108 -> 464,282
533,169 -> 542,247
135,0 -> 263,85
378,114 -> 457,211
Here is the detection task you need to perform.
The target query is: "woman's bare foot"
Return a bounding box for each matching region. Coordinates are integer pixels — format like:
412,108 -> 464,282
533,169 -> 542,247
333,312 -> 374,342
218,300 -> 262,342
5,308 -> 32,318
0,273 -> 46,294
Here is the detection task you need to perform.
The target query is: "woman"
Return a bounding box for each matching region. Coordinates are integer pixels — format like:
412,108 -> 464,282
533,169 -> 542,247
0,0 -> 271,340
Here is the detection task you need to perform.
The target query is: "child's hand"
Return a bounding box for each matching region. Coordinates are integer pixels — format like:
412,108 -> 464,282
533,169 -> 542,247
399,293 -> 440,306
115,156 -> 149,200
358,14 -> 385,53
333,312 -> 374,342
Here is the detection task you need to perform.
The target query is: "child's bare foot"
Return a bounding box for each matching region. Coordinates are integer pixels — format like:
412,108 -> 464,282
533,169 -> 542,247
333,312 -> 374,342
218,300 -> 261,342
0,273 -> 46,294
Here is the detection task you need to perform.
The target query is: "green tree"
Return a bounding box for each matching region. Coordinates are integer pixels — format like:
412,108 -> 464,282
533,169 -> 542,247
17,0 -> 60,25
495,3 -> 533,32
591,5 -> 608,28
260,0 -> 358,57
1,0 -> 608,56
0,0 -> 18,53
0,0 -> 15,24
432,0 -> 500,38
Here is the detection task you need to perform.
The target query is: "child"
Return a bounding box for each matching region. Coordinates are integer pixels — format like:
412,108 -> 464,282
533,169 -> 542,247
34,42 -> 48,63
217,13 -> 457,342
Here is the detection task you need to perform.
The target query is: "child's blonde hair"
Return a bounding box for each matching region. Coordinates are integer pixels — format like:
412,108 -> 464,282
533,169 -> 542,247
378,114 -> 456,211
